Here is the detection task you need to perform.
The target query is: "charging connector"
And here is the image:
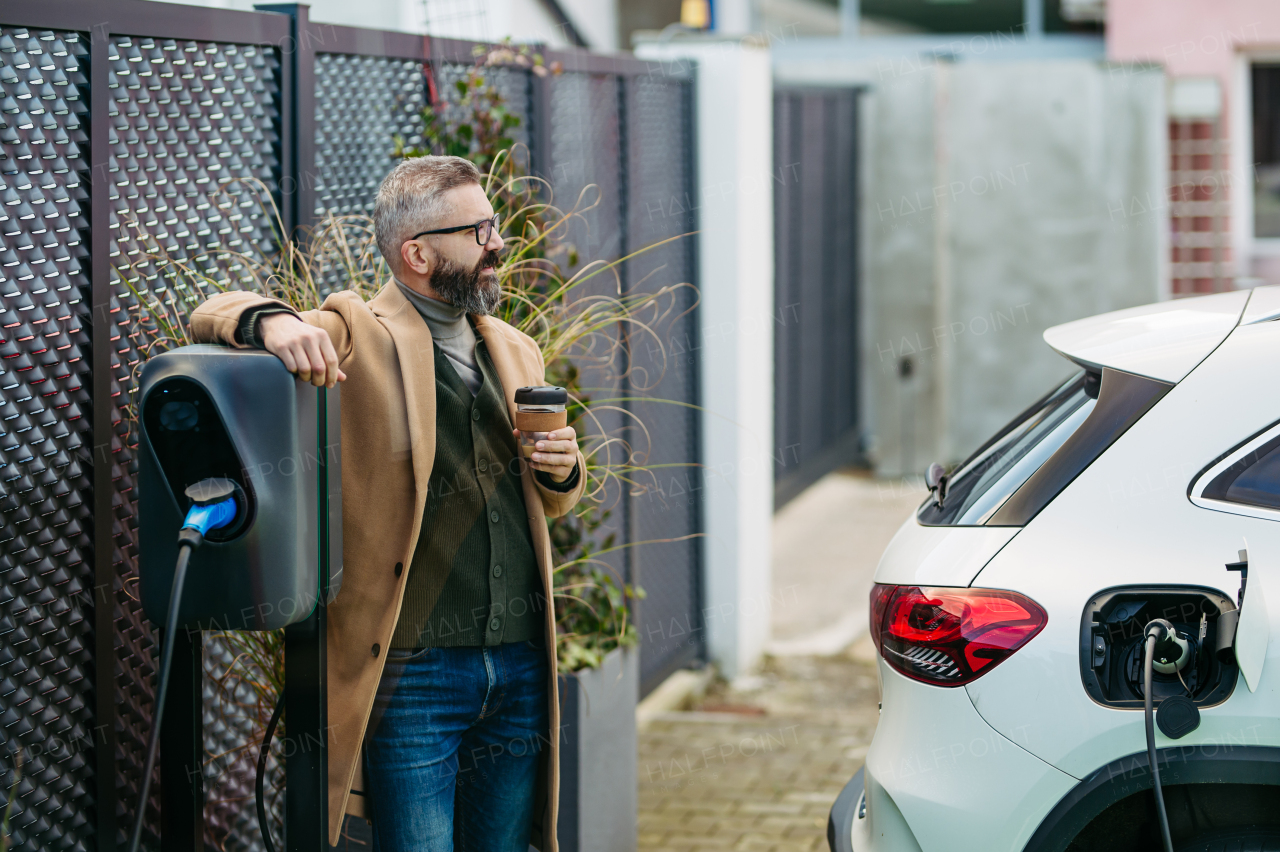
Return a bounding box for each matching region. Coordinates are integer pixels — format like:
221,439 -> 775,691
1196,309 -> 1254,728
127,479 -> 239,852
1151,627 -> 1192,675
181,498 -> 236,540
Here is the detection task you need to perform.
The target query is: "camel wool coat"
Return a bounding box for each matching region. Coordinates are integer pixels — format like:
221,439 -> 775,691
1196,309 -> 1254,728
189,282 -> 586,848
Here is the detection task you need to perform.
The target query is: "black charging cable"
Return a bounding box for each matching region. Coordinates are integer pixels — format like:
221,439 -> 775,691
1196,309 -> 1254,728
126,533 -> 197,852
256,692 -> 285,852
127,481 -> 238,852
1143,619 -> 1177,852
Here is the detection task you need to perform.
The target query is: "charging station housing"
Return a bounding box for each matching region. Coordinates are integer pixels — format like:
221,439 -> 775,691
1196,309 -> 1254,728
138,345 -> 342,629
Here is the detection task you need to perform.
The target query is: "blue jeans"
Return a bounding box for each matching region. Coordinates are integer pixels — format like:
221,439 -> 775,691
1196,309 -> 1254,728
364,641 -> 549,852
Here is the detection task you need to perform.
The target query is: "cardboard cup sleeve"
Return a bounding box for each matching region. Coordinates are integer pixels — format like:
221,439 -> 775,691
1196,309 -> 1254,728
515,410 -> 568,432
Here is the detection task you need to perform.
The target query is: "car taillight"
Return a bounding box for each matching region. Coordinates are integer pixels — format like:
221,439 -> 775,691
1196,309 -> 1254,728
869,584 -> 1047,686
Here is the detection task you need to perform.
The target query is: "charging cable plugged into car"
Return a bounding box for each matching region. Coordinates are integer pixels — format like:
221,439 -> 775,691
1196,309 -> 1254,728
1141,617 -> 1194,852
132,346 -> 341,852
1077,552 -> 1255,852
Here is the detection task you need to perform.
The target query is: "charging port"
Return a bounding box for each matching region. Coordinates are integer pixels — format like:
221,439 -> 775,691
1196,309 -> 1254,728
1080,587 -> 1238,709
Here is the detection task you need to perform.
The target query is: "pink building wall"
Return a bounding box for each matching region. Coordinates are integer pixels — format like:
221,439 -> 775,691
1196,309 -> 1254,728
1108,0 -> 1279,83
1108,0 -> 1280,288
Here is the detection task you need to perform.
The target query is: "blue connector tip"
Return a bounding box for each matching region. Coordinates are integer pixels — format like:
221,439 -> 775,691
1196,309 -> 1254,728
182,498 -> 237,537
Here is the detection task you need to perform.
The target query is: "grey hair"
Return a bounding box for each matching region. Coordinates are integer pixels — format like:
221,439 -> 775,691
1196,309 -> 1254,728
373,155 -> 482,275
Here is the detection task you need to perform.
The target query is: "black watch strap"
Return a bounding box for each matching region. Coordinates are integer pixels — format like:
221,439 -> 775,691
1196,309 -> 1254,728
240,307 -> 298,349
535,462 -> 580,493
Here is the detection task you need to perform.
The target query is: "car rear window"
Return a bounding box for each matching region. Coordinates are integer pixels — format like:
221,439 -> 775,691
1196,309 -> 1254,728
918,372 -> 1096,525
1202,433 -> 1280,510
918,367 -> 1172,527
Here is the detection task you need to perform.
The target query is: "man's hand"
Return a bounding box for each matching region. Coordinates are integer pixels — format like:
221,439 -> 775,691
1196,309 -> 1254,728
259,313 -> 346,387
516,426 -> 579,482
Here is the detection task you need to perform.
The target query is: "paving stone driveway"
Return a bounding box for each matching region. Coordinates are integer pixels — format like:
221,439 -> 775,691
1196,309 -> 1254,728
637,652 -> 881,852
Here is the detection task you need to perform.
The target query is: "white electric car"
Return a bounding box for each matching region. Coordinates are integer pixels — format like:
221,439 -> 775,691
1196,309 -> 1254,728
828,288 -> 1280,852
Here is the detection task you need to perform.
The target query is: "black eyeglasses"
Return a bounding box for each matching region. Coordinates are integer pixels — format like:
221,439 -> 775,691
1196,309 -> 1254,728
409,213 -> 500,246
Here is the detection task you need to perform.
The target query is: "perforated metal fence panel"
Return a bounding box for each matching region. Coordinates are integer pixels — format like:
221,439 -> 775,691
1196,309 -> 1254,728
772,87 -> 862,508
0,25 -> 95,852
622,71 -> 702,694
545,69 -> 631,596
106,31 -> 282,851
549,72 -> 624,267
436,60 -> 532,151
310,52 -> 426,298
313,53 -> 426,218
0,6 -> 702,850
200,637 -> 282,852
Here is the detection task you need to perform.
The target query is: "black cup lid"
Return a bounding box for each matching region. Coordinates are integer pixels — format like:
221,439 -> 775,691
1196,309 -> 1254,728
515,385 -> 567,405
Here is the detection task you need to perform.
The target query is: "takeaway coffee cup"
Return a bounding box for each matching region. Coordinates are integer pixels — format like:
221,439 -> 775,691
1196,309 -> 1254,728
514,386 -> 568,458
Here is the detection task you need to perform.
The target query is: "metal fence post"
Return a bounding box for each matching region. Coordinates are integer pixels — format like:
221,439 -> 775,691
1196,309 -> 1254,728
256,3 -> 313,234
530,70 -> 556,188
283,604 -> 328,852
617,73 -> 637,594
684,69 -> 707,671
88,19 -> 121,850
160,629 -> 205,851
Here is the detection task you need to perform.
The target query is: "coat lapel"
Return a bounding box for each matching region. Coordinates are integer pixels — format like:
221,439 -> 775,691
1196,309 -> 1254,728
472,313 -> 527,422
367,281 -> 534,495
369,282 -> 436,497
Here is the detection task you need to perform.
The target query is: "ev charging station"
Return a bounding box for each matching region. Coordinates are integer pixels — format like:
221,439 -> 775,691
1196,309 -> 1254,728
136,345 -> 341,851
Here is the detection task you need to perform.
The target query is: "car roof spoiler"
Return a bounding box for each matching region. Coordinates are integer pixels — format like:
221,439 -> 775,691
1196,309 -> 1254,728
1041,288 -> 1266,383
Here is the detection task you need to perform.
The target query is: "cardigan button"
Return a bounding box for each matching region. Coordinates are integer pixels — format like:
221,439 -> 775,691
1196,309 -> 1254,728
371,643 -> 380,657
490,510 -> 500,524
472,408 -> 481,421
394,562 -> 403,577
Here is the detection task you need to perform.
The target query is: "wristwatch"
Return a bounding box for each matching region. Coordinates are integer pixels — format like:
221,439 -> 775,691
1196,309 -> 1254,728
239,307 -> 298,349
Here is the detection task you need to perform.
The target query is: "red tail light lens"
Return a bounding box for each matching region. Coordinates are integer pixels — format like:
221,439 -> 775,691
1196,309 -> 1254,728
869,584 -> 1047,686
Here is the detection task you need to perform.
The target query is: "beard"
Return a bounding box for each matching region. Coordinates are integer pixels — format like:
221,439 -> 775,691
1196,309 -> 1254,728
429,249 -> 503,315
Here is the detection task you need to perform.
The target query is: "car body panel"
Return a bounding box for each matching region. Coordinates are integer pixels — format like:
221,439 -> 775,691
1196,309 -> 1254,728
1241,283 -> 1280,325
842,769 -> 927,852
965,319 -> 1280,779
1042,289 -> 1247,382
865,662 -> 1077,852
872,516 -> 1020,587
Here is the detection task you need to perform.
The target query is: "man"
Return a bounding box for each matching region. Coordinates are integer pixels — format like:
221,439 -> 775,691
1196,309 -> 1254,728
189,156 -> 585,852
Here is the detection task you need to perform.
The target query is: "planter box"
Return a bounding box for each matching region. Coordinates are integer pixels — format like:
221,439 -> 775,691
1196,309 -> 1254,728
556,647 -> 639,852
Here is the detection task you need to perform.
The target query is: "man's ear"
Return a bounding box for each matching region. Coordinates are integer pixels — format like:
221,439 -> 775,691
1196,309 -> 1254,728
400,238 -> 433,277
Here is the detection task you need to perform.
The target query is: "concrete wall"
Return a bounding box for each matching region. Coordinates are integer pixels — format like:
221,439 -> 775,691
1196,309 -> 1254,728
780,53 -> 1166,477
940,62 -> 1167,461
860,65 -> 940,479
636,38 -> 776,679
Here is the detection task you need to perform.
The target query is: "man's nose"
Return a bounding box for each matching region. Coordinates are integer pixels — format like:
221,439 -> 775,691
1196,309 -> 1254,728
486,228 -> 504,251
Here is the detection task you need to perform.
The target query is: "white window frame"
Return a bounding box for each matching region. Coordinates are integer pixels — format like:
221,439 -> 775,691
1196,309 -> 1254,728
1239,52 -> 1280,267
